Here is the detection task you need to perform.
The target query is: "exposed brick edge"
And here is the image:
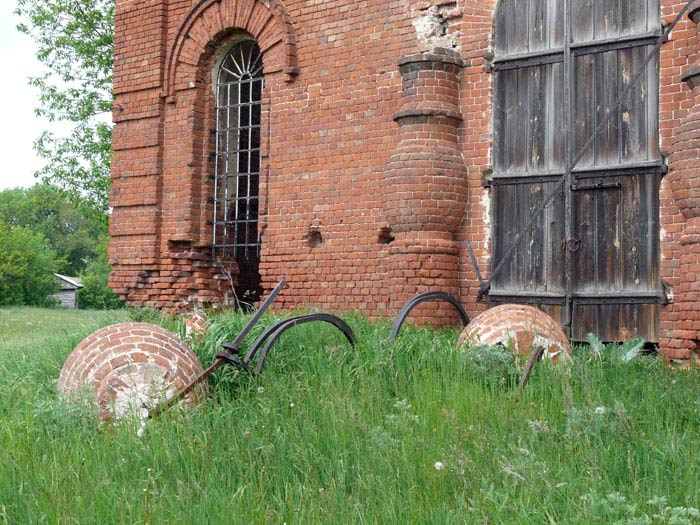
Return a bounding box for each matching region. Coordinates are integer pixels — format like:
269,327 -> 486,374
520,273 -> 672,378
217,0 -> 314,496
458,304 -> 573,364
57,322 -> 206,418
163,0 -> 298,98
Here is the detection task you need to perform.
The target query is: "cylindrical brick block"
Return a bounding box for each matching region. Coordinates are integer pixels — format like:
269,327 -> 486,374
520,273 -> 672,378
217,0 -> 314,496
458,304 -> 572,363
383,49 -> 468,235
58,322 -> 206,420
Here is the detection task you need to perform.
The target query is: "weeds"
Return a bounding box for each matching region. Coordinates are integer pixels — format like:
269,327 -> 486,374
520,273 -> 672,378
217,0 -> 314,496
459,343 -> 522,387
1,307 -> 700,523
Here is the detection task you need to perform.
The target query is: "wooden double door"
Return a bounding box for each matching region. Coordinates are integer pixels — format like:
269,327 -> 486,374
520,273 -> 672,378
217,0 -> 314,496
490,0 -> 663,342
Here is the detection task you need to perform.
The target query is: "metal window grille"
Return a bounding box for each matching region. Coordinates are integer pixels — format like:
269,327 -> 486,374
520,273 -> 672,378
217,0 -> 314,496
213,40 -> 263,259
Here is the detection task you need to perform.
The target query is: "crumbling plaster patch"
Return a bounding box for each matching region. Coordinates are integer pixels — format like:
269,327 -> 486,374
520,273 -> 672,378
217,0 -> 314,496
410,1 -> 462,52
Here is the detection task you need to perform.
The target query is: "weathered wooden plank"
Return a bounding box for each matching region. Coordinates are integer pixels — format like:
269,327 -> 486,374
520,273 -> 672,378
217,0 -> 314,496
491,186 -> 508,289
622,176 -> 637,288
573,190 -> 595,291
528,66 -> 545,172
646,49 -> 660,159
621,173 -> 660,291
513,0 -> 530,54
524,183 -> 543,289
529,0 -> 547,53
504,69 -> 520,172
597,184 -> 622,291
572,302 -> 597,340
572,0 -> 594,43
513,184 -> 525,286
645,173 -> 660,286
545,184 -> 566,291
493,72 -> 507,172
547,62 -> 566,171
595,0 -> 621,41
598,50 -> 621,166
512,67 -> 528,172
574,54 -> 595,168
532,184 -> 546,289
494,0 -> 507,55
622,0 -> 649,35
572,302 -> 658,342
549,0 -> 565,48
619,47 -> 639,163
632,45 -> 650,161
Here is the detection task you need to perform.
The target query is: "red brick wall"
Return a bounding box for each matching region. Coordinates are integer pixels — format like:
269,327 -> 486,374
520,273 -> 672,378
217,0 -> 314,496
111,0 -> 700,357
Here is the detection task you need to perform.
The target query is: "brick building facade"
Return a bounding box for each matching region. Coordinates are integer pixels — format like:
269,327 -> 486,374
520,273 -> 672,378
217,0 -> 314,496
110,0 -> 700,359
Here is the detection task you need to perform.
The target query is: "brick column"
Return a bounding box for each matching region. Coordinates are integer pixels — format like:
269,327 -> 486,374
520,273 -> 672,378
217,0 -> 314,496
382,49 -> 468,323
668,1 -> 700,357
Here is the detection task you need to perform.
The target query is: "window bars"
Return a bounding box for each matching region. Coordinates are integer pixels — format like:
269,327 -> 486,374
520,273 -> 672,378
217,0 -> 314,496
213,40 -> 263,260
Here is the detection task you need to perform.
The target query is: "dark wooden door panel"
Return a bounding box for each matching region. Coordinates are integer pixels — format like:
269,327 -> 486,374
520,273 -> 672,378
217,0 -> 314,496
492,0 -> 661,342
572,302 -> 658,342
492,180 -> 566,293
494,64 -> 565,175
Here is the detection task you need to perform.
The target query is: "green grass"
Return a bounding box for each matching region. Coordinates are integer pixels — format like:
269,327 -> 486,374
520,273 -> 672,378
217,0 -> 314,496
2,307 -> 700,524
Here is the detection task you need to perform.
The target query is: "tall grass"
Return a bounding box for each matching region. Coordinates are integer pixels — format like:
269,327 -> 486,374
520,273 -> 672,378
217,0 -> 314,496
1,307 -> 700,523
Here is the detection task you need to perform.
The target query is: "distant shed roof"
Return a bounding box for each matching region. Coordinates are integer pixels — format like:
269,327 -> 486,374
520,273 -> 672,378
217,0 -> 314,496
54,274 -> 83,290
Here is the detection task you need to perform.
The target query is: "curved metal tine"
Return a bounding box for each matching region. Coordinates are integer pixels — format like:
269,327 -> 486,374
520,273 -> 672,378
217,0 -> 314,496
243,316 -> 293,362
228,280 -> 285,350
389,291 -> 469,344
245,312 -> 357,362
253,314 -> 357,374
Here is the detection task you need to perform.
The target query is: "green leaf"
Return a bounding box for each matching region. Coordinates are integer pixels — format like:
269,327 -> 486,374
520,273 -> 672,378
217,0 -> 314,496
15,0 -> 114,213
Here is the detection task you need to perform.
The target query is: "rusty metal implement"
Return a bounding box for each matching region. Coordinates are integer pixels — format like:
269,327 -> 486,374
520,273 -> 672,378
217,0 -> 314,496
150,280 -> 287,416
151,280 -> 357,417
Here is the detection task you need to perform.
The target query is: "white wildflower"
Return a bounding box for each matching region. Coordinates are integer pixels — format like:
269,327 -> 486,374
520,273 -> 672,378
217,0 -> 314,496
434,461 -> 444,471
528,419 -> 549,435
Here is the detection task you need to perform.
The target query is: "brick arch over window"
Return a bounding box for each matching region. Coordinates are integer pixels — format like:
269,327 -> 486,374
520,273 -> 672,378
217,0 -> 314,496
164,0 -> 299,99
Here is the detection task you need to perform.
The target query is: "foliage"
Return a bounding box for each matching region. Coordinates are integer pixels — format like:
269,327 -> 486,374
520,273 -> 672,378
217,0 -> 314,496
0,185 -> 120,308
15,0 -> 115,212
0,184 -> 107,275
0,220 -> 60,306
2,309 -> 700,523
585,332 -> 648,363
77,235 -> 124,310
459,343 -> 522,388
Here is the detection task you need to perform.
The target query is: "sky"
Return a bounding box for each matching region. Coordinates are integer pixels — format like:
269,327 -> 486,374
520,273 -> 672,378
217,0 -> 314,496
0,0 -> 51,191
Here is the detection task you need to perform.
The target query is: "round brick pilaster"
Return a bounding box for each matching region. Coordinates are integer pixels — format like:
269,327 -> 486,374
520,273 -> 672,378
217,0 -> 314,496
383,49 -> 468,323
663,5 -> 700,358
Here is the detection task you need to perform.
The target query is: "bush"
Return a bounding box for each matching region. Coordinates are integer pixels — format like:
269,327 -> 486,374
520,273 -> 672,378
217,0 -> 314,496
77,257 -> 124,309
460,343 -> 522,388
0,220 -> 60,306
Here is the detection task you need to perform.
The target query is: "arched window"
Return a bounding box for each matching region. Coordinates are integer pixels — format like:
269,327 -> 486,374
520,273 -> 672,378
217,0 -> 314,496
213,40 -> 263,261
490,0 -> 662,342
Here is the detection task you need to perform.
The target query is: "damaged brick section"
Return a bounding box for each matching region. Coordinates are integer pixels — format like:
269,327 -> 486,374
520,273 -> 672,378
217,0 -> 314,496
409,1 -> 462,52
58,323 -> 206,420
458,304 -> 573,363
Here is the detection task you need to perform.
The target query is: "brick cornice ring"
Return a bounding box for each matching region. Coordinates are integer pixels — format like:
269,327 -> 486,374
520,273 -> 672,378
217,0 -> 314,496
164,0 -> 299,99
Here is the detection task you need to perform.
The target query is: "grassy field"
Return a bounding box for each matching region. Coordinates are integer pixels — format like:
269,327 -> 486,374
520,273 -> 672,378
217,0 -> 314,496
2,307 -> 700,524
